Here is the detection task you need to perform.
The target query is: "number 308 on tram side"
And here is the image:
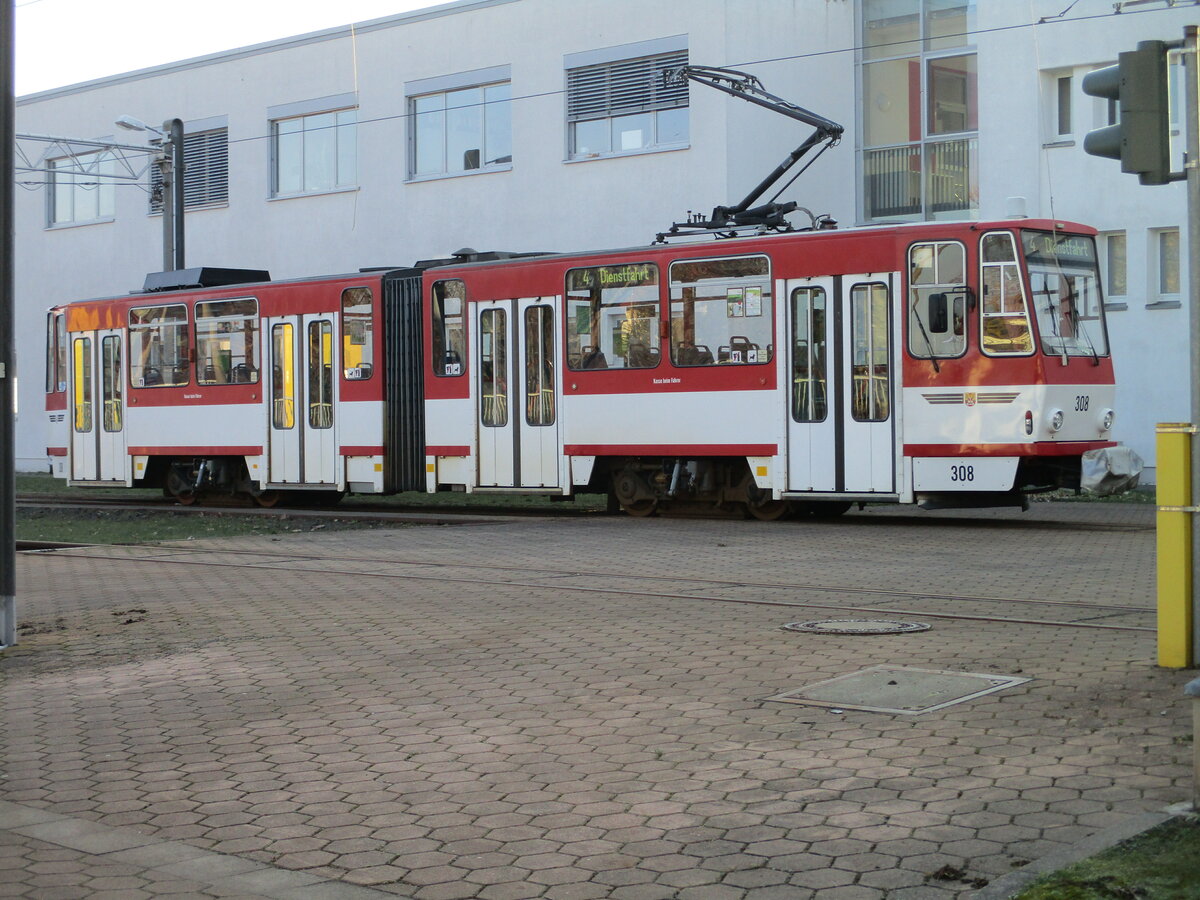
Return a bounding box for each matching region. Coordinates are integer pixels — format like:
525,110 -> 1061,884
44,217 -> 1133,518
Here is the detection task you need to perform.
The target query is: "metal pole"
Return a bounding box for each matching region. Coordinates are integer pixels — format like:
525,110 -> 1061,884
1186,25 -> 1200,667
158,149 -> 173,271
1,0 -> 16,649
166,118 -> 184,270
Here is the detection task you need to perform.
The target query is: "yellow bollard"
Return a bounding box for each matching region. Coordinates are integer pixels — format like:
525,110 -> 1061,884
1156,423 -> 1194,668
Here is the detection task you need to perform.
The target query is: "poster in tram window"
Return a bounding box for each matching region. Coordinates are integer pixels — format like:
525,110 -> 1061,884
745,286 -> 763,317
727,287 -> 745,318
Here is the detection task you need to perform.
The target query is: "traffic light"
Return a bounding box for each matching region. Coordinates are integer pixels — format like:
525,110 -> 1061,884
1082,40 -> 1172,186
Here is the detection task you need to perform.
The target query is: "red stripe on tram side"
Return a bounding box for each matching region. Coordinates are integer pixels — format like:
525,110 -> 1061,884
340,446 -> 385,455
904,441 -> 1117,458
47,447 -> 67,457
126,446 -> 264,456
564,444 -> 778,457
426,445 -> 471,457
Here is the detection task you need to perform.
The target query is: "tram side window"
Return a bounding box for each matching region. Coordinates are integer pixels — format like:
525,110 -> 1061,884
980,232 -> 1033,355
669,256 -> 772,366
342,287 -> 374,380
479,308 -> 508,427
46,312 -> 66,392
524,305 -> 555,426
566,263 -> 660,370
195,299 -> 260,385
850,283 -> 890,422
129,304 -> 190,387
432,280 -> 466,377
308,320 -> 334,429
791,286 -> 828,423
73,337 -> 92,433
272,323 -> 295,429
908,241 -> 966,358
101,335 -> 122,433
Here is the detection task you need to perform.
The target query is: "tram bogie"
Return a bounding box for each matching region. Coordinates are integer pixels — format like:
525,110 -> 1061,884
44,218 -> 1128,516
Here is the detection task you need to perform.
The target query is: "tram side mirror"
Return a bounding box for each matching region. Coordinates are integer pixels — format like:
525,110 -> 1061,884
928,293 -> 949,334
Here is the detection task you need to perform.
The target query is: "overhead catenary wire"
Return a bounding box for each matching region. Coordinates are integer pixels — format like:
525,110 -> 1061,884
205,2 -> 1191,149
11,1 -> 1191,181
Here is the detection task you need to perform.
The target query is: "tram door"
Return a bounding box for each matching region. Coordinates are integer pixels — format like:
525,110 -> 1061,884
786,276 -> 894,493
70,329 -> 127,483
267,314 -> 339,486
475,298 -> 560,488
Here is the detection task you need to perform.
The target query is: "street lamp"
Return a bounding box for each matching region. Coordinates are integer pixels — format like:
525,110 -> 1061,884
117,115 -> 185,272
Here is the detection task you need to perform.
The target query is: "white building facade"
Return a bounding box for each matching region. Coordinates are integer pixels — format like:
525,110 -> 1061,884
11,0 -> 1196,477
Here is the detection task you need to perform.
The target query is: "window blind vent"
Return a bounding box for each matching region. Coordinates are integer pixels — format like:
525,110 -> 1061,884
567,50 -> 689,122
150,128 -> 229,212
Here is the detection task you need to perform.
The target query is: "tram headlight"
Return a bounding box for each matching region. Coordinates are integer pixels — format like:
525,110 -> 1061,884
1049,409 -> 1065,432
1100,409 -> 1115,432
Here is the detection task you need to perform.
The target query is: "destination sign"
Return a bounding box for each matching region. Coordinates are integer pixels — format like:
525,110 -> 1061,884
568,263 -> 658,292
1022,232 -> 1097,267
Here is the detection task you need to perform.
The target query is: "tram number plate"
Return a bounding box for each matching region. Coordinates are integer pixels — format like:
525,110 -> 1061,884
912,457 -> 1018,492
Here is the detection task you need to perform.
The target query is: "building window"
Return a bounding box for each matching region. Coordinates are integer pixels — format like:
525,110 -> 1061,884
1102,232 -> 1127,298
861,0 -> 977,222
271,108 -> 357,196
566,44 -> 688,160
411,82 -> 511,177
150,128 -> 229,212
1055,74 -> 1073,137
48,150 -> 115,226
1157,228 -> 1181,296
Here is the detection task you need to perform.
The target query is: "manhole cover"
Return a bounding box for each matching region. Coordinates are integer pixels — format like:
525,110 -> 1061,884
766,665 -> 1030,714
783,619 -> 931,635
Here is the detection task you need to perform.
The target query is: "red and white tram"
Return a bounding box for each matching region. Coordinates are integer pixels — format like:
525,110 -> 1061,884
45,218 -> 1121,518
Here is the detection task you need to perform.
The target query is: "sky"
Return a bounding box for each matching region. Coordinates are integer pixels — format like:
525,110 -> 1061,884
15,0 -> 443,95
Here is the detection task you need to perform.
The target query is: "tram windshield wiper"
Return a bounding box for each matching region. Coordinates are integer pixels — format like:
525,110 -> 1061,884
910,299 -> 941,374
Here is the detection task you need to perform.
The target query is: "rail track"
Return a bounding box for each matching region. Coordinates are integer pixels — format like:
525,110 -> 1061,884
16,492 -> 608,520
25,539 -> 1156,634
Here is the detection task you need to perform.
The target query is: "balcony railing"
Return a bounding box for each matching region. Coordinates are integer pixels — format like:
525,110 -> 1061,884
864,138 -> 977,221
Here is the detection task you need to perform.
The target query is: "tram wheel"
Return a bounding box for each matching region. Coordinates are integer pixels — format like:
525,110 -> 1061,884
742,475 -> 791,521
165,466 -> 197,506
250,490 -> 282,508
746,497 -> 791,521
620,498 -> 658,517
613,466 -> 657,517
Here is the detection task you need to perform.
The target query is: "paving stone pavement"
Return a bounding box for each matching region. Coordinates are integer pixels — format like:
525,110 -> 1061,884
1,500 -> 1193,899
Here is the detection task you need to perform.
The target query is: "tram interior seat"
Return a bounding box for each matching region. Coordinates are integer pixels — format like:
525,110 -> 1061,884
626,342 -> 657,368
171,365 -> 187,384
581,346 -> 608,369
143,366 -> 162,386
724,335 -> 759,363
231,363 -> 257,383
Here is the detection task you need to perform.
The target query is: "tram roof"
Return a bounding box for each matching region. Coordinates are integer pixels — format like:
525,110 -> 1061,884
53,216 -> 1093,310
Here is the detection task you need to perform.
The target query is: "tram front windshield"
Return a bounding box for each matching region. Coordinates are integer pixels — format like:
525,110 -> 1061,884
1022,231 -> 1109,358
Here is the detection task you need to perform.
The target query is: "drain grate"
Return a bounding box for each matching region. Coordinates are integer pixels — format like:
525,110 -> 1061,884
766,665 -> 1030,714
783,619 -> 931,635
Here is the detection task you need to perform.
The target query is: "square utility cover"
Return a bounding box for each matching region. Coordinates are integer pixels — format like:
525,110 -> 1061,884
766,665 -> 1030,715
